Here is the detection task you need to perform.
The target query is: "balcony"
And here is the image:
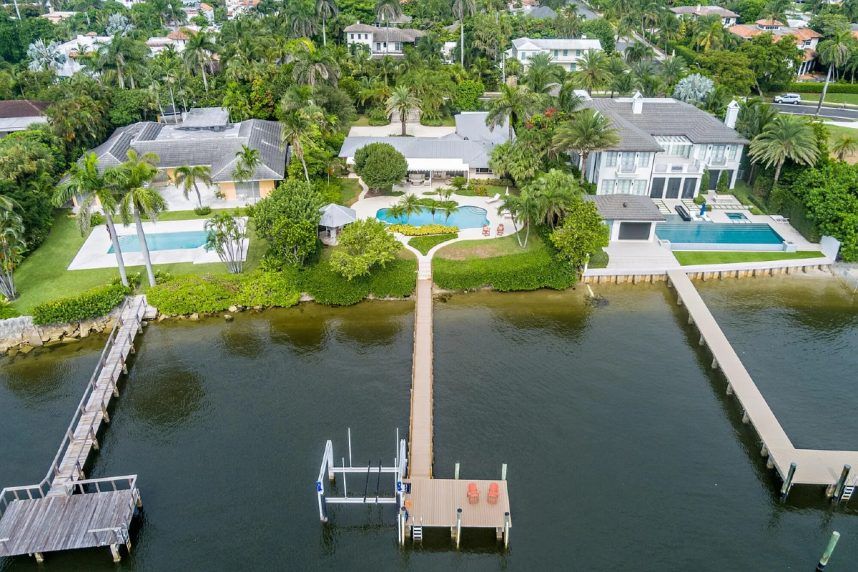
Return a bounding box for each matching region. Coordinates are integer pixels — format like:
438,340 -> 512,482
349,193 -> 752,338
653,159 -> 703,175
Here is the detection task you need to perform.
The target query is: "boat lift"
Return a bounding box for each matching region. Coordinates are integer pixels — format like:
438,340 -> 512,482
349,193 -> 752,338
315,429 -> 408,536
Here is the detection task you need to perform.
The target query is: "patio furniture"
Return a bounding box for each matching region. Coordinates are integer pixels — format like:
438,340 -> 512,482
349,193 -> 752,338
496,223 -> 505,236
770,215 -> 790,223
674,205 -> 692,221
486,193 -> 501,204
409,173 -> 425,185
482,225 -> 490,237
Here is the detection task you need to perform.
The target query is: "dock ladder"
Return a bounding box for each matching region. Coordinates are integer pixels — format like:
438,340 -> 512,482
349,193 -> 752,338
841,486 -> 855,503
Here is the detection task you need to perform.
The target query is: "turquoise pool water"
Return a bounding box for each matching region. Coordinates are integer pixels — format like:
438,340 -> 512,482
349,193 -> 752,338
376,206 -> 489,228
656,223 -> 784,246
108,230 -> 209,253
726,212 -> 749,222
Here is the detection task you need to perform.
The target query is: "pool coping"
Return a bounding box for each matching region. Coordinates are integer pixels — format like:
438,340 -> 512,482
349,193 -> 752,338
68,219 -> 248,270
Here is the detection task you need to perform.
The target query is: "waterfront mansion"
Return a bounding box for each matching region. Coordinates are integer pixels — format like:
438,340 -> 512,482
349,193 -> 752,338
584,94 -> 748,199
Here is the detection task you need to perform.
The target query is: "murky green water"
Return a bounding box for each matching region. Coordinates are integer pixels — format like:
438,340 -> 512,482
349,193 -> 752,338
0,278 -> 856,570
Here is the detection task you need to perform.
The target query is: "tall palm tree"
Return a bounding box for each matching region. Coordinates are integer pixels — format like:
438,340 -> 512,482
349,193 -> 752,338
375,0 -> 402,23
54,153 -> 129,287
97,33 -> 146,89
524,53 -> 565,94
183,30 -> 216,93
386,85 -> 421,136
485,83 -> 535,141
575,50 -> 610,95
451,0 -> 476,67
284,0 -> 319,37
816,30 -> 853,116
659,55 -> 687,89
292,48 -> 339,86
174,165 -> 212,207
748,115 -> 819,186
109,150 -> 165,287
316,0 -> 338,47
831,134 -> 858,161
232,145 -> 261,184
280,106 -> 320,183
552,109 -> 620,182
499,191 -> 540,247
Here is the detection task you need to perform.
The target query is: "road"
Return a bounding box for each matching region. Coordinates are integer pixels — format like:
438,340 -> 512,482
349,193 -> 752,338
773,103 -> 858,121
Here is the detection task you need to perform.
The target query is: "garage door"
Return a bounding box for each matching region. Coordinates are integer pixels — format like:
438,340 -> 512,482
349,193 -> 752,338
618,222 -> 652,240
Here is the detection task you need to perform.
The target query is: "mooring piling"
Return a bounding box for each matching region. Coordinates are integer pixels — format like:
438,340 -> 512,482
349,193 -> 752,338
780,462 -> 796,502
816,531 -> 840,571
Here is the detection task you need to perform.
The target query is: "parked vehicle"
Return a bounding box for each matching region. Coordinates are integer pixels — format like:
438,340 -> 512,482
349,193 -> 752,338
774,93 -> 801,104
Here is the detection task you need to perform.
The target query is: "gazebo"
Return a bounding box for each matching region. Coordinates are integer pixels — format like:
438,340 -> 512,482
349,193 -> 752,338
319,203 -> 357,245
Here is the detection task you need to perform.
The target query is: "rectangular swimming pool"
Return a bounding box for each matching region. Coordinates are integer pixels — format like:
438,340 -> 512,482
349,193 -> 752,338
108,230 -> 209,253
656,223 -> 786,251
726,212 -> 749,222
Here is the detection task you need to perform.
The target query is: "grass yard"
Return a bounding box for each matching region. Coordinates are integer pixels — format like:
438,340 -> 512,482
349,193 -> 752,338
673,250 -> 824,266
436,233 -> 537,259
822,93 -> 858,106
408,233 -> 457,255
11,211 -> 265,314
825,124 -> 858,163
421,116 -> 456,127
722,180 -> 767,214
338,178 -> 363,206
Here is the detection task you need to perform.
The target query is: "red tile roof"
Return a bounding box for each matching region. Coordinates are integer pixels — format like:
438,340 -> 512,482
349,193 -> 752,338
0,100 -> 49,119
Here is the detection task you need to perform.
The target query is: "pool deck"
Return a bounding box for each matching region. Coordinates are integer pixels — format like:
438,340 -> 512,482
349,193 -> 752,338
68,219 -> 248,270
667,270 -> 858,492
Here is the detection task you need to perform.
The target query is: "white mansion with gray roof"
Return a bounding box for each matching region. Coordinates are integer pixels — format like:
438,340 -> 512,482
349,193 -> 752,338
509,37 -> 602,71
344,23 -> 425,57
585,95 -> 748,200
339,112 -> 511,183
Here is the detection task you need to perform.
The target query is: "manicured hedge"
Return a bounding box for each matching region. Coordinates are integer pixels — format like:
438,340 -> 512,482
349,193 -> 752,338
32,284 -> 129,325
433,249 -> 576,292
787,82 -> 858,94
286,258 -> 416,306
146,272 -> 302,316
388,224 -> 459,236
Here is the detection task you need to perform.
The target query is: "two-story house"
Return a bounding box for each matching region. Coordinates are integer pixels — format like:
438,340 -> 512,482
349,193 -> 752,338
584,95 -> 748,199
669,5 -> 739,27
508,37 -> 602,71
344,23 -> 425,57
728,20 -> 821,75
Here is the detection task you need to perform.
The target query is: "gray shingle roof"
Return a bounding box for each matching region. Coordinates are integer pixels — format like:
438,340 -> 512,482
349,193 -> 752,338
525,6 -> 557,19
87,115 -> 285,183
584,194 -> 665,222
339,136 -> 493,168
587,98 -> 749,152
343,23 -> 424,43
181,106 -> 229,128
451,112 -> 512,145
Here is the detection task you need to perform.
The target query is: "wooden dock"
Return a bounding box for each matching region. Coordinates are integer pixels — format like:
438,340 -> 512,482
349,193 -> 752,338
404,268 -> 511,546
0,296 -> 147,563
667,270 -> 858,496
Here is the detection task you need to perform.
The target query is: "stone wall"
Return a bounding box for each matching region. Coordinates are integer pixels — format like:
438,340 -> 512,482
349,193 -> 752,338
0,309 -> 121,357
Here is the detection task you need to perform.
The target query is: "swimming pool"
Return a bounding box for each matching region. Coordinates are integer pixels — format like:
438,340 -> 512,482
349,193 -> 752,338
108,230 -> 209,253
726,212 -> 750,222
656,223 -> 786,251
376,205 -> 489,228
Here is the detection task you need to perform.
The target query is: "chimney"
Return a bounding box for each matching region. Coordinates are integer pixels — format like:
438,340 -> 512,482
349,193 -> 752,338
724,100 -> 739,129
632,91 -> 643,114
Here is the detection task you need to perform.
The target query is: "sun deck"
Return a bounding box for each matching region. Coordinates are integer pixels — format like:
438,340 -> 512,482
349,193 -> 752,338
405,478 -> 511,529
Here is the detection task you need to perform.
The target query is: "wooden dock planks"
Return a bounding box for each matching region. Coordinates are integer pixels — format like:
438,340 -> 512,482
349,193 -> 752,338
406,478 -> 510,529
668,270 -> 858,487
409,278 -> 434,479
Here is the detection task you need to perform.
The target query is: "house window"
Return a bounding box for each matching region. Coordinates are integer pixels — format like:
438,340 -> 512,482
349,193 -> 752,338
727,145 -> 737,160
569,63 -> 576,71
619,152 -> 635,172
553,49 -> 559,57
650,177 -> 665,198
604,152 -> 618,167
600,179 -> 615,193
615,179 -> 632,193
476,167 -> 492,174
376,42 -> 381,50
632,180 -> 647,195
711,145 -> 726,165
636,153 -> 650,168
235,181 -> 260,200
349,33 -> 354,40
395,42 -> 401,51
563,49 -> 568,56
575,49 -> 581,56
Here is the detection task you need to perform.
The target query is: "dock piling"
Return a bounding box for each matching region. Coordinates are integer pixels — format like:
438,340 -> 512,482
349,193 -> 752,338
780,462 -> 796,502
503,513 -> 510,549
455,508 -> 462,549
833,465 -> 851,502
110,544 -> 121,562
454,462 -> 460,480
501,463 -> 508,481
816,531 -> 840,571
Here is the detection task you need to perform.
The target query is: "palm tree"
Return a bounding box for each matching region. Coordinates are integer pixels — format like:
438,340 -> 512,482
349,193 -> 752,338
398,194 -> 423,219
386,85 -> 421,137
659,55 -> 687,89
499,191 -> 540,247
831,134 -> 858,161
292,48 -> 339,86
451,0 -> 476,67
816,30 -> 853,116
174,165 -> 212,207
524,53 -> 565,94
316,0 -> 338,47
0,210 -> 24,301
183,30 -> 216,93
694,19 -> 724,52
284,0 -> 319,37
232,145 -> 261,184
97,33 -> 146,89
576,50 -> 610,95
375,0 -> 402,23
280,106 -> 320,183
552,109 -> 620,182
109,150 -> 165,287
54,153 -> 129,287
486,84 -> 536,141
748,115 -> 819,186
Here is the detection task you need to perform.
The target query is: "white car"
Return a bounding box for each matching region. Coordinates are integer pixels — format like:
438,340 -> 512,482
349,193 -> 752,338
774,93 -> 802,104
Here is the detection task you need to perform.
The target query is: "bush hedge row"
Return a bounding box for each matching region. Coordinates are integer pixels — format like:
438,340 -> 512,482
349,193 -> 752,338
284,258 -> 416,306
146,272 -> 302,316
32,283 -> 129,325
787,82 -> 858,94
433,248 -> 576,292
388,224 -> 459,236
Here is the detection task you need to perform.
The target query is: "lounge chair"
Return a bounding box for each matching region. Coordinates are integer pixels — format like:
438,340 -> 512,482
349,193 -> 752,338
496,223 -> 505,236
486,193 -> 501,203
674,205 -> 692,222
482,225 -> 490,237
770,215 -> 790,223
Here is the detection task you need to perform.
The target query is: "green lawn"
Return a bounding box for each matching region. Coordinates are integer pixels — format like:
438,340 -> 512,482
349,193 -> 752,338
721,181 -> 767,215
421,116 -> 456,127
673,250 -> 824,266
822,93 -> 858,106
11,211 -> 265,314
338,178 -> 363,206
408,233 -> 457,255
436,233 -> 537,259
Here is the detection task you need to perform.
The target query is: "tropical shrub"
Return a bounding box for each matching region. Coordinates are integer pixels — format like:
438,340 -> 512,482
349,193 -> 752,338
32,283 -> 128,325
452,79 -> 484,112
252,179 -> 322,266
285,258 -> 416,305
787,82 -> 858,95
329,219 -> 401,280
548,199 -> 610,269
673,73 -> 715,105
146,272 -> 301,315
433,248 -> 576,291
367,106 -> 390,125
353,142 -> 407,191
387,224 -> 459,236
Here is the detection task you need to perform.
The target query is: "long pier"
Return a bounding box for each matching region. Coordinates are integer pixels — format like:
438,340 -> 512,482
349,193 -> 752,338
402,261 -> 511,547
0,296 -> 147,563
667,270 -> 858,498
